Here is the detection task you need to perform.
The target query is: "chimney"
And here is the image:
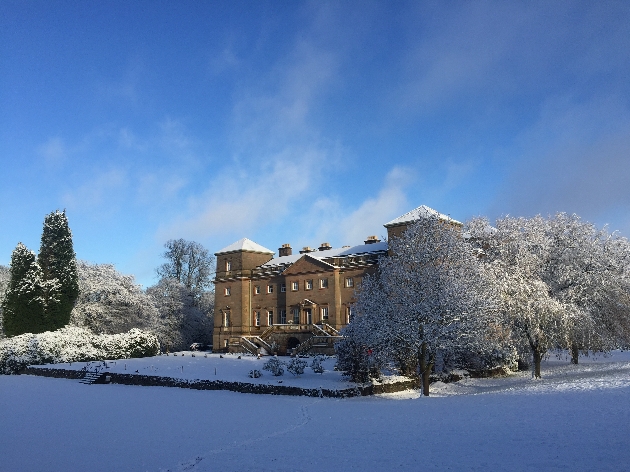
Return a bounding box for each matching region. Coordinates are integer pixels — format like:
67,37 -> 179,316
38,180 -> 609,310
299,246 -> 314,254
364,235 -> 381,244
278,243 -> 292,257
318,242 -> 332,251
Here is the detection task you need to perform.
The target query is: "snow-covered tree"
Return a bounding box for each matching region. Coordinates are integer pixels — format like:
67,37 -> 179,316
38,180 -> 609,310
340,216 -> 503,395
69,261 -> 158,335
146,277 -> 213,352
466,214 -> 630,376
156,239 -> 214,302
1,243 -> 47,336
38,210 -> 79,331
0,264 -> 10,337
542,214 -> 630,362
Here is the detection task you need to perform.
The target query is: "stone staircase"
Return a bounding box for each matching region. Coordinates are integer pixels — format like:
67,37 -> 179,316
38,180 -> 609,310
79,369 -> 103,385
292,335 -> 342,356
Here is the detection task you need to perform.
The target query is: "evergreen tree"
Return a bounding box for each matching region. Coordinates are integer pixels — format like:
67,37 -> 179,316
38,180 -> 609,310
1,243 -> 46,336
38,210 -> 79,331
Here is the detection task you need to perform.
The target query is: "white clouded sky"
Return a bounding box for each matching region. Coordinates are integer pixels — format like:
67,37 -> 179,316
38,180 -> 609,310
1,1 -> 629,286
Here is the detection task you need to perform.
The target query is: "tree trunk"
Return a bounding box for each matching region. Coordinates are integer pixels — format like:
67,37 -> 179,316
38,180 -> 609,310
533,349 -> 542,379
571,344 -> 579,365
419,342 -> 434,396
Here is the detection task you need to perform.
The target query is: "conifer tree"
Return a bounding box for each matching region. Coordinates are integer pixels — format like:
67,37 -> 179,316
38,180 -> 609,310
38,210 -> 79,331
1,243 -> 46,336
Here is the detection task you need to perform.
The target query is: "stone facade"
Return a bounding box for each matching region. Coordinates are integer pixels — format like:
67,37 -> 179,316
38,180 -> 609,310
212,205 -> 460,355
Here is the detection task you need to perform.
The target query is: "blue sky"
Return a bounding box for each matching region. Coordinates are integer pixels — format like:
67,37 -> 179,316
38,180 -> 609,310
2,1 -> 630,287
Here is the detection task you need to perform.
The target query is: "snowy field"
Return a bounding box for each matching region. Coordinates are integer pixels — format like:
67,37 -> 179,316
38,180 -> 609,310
28,353 -> 364,391
1,352 -> 630,471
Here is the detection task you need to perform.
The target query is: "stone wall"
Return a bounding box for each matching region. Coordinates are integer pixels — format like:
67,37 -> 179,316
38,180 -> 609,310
21,367 -> 419,397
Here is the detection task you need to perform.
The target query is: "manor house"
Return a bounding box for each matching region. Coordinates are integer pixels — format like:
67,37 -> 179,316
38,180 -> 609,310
212,205 -> 461,355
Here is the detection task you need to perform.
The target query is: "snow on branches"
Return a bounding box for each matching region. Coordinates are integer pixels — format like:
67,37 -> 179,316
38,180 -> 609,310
339,216 -> 505,395
0,327 -> 160,374
465,213 -> 630,377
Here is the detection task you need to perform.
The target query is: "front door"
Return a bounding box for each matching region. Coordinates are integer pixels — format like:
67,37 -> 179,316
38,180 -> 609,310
305,308 -> 312,324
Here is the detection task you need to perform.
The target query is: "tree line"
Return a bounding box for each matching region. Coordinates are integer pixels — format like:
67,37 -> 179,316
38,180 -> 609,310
336,213 -> 630,395
0,212 -> 215,352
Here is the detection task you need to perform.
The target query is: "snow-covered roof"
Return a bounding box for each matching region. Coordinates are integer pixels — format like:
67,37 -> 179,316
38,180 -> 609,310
261,241 -> 388,268
215,238 -> 274,255
384,205 -> 462,227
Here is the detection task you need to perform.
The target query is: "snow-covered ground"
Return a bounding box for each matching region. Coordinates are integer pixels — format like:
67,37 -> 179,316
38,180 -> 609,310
28,352 -> 410,391
2,351 -> 630,471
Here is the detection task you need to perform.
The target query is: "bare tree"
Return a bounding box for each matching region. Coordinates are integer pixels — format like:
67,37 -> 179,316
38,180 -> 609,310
156,239 -> 214,302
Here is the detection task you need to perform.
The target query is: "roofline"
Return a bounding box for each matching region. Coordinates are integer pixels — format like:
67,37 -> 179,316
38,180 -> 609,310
383,217 -> 463,228
214,249 -> 275,256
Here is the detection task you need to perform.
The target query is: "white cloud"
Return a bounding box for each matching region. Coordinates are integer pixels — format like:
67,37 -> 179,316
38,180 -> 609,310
338,167 -> 412,243
62,169 -> 128,214
158,145 -> 328,242
37,137 -> 66,166
494,94 -> 630,231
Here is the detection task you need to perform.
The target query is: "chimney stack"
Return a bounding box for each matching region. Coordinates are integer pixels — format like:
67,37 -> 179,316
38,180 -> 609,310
278,243 -> 292,257
318,242 -> 332,251
299,246 -> 315,254
364,235 -> 381,244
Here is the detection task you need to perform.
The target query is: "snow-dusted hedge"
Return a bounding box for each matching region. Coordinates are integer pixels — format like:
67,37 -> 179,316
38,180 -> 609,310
0,327 -> 160,374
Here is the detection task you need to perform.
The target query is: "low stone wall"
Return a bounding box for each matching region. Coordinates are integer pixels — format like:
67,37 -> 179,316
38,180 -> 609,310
21,367 -> 419,398
22,367 -> 85,380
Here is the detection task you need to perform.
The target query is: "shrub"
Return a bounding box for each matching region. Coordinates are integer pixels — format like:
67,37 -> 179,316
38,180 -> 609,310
310,355 -> 325,374
248,369 -> 262,378
263,356 -> 285,376
0,327 -> 160,374
286,358 -> 307,377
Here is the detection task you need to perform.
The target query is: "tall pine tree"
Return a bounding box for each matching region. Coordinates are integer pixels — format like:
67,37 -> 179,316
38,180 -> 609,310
1,243 -> 46,336
38,210 -> 79,331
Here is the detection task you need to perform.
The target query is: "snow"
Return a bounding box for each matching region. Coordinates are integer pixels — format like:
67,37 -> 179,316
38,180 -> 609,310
261,241 -> 388,268
29,353 -> 358,390
214,238 -> 274,255
384,204 -> 462,227
2,351 -> 630,471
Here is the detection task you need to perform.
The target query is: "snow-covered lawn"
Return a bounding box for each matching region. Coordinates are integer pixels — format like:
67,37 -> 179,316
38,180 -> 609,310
1,352 -> 630,471
29,352 -> 364,391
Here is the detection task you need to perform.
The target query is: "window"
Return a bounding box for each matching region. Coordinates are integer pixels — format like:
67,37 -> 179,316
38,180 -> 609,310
321,306 -> 329,320
254,311 -> 261,326
292,308 -> 300,324
224,287 -> 231,296
225,339 -> 229,348
305,279 -> 313,290
267,285 -> 273,294
254,285 -> 261,295
226,260 -> 231,271
281,283 -> 286,293
268,310 -> 273,326
280,309 -> 287,324
224,311 -> 230,327
346,306 -> 353,324
291,281 -> 299,291
345,277 -> 354,288
320,278 -> 328,289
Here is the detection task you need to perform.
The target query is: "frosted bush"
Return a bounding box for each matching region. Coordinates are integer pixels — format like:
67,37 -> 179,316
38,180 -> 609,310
287,358 -> 307,377
263,356 -> 285,376
310,355 -> 325,374
0,327 -> 160,374
248,369 -> 262,378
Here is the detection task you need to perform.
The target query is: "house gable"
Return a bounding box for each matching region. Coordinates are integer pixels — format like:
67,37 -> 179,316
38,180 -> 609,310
281,254 -> 335,276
